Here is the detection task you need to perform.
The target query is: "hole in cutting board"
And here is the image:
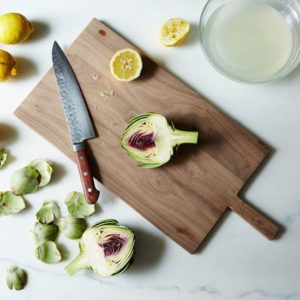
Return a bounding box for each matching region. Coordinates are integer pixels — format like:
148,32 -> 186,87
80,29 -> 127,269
98,29 -> 106,36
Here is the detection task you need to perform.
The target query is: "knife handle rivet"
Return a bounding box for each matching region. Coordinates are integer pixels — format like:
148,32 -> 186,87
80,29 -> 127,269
83,171 -> 88,176
88,188 -> 92,193
80,156 -> 84,160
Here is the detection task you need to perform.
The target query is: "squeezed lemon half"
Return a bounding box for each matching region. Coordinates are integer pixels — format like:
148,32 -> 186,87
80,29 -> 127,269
160,18 -> 190,47
0,13 -> 34,44
110,48 -> 143,82
0,49 -> 17,82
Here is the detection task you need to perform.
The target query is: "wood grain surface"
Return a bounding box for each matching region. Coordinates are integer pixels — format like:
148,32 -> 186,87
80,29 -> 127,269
15,19 -> 279,253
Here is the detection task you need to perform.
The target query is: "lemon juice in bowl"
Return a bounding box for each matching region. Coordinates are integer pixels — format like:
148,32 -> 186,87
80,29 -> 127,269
200,0 -> 300,83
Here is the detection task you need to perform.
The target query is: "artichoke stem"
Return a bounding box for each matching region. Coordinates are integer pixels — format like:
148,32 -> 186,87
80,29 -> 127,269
65,253 -> 89,276
171,129 -> 198,146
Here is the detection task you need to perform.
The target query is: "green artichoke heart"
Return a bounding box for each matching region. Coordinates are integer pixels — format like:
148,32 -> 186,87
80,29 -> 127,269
65,219 -> 135,277
120,113 -> 198,168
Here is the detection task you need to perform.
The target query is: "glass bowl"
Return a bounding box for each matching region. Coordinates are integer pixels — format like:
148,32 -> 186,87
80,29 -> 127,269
199,0 -> 300,83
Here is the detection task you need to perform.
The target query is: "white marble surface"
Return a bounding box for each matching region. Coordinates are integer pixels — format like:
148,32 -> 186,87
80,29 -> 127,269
0,0 -> 300,299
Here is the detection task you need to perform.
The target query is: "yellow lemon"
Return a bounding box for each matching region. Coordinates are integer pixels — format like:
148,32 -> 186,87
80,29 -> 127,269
0,13 -> 34,44
110,48 -> 143,82
0,49 -> 17,81
160,18 -> 190,47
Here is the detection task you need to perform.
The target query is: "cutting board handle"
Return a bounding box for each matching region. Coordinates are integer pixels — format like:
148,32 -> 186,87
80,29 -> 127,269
229,196 -> 279,240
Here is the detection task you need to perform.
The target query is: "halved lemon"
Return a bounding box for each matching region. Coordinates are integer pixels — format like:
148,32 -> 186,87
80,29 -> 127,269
110,48 -> 143,82
160,18 -> 190,47
0,49 -> 17,81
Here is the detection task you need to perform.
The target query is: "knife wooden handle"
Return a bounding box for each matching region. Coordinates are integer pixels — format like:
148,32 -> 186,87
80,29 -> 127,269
75,146 -> 100,204
229,195 -> 279,240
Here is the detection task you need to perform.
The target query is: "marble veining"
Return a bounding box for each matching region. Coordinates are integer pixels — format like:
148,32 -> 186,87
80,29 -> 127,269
237,289 -> 300,299
1,0 -> 300,299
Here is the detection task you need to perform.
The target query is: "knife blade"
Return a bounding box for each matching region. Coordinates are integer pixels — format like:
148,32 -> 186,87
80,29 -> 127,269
52,41 -> 100,204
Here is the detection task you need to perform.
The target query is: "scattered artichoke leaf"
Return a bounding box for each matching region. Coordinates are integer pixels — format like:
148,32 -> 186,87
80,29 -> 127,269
11,166 -> 40,195
65,191 -> 95,218
29,159 -> 53,187
0,148 -> 8,169
65,219 -> 135,277
0,192 -> 26,216
35,241 -> 61,264
57,215 -> 87,240
6,265 -> 27,290
35,201 -> 60,224
31,222 -> 59,245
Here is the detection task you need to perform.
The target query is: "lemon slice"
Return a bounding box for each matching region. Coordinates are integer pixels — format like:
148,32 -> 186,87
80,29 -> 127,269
110,48 -> 143,82
160,18 -> 190,47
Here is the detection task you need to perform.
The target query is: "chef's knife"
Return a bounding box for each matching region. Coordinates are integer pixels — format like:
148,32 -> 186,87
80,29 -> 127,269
52,41 -> 100,204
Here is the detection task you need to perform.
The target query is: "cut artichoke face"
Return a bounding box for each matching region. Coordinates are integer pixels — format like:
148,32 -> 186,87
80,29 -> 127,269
35,201 -> 60,224
82,220 -> 135,277
121,113 -> 173,168
10,166 -> 40,195
0,192 -> 26,216
65,219 -> 135,277
29,159 -> 53,187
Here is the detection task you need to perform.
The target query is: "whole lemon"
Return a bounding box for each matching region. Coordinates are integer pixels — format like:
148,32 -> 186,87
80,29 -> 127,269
0,49 -> 17,81
0,13 -> 34,44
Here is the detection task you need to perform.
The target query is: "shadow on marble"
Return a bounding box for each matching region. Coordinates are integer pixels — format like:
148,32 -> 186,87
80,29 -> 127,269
28,21 -> 50,43
180,23 -> 199,48
14,57 -> 38,80
49,161 -> 67,185
58,243 -> 70,261
93,201 -> 103,216
128,228 -> 166,273
0,123 -> 18,145
18,196 -> 32,215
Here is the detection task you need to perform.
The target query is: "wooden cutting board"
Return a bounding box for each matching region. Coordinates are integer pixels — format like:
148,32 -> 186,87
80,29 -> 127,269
15,19 -> 279,253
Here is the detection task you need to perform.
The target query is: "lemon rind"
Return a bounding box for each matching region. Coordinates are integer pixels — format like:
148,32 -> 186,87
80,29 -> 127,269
110,48 -> 143,82
159,18 -> 190,47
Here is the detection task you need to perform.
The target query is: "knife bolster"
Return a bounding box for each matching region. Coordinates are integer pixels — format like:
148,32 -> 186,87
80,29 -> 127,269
73,143 -> 85,151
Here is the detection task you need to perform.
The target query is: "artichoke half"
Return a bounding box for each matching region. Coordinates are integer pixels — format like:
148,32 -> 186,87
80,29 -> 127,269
120,113 -> 198,168
65,220 -> 135,277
